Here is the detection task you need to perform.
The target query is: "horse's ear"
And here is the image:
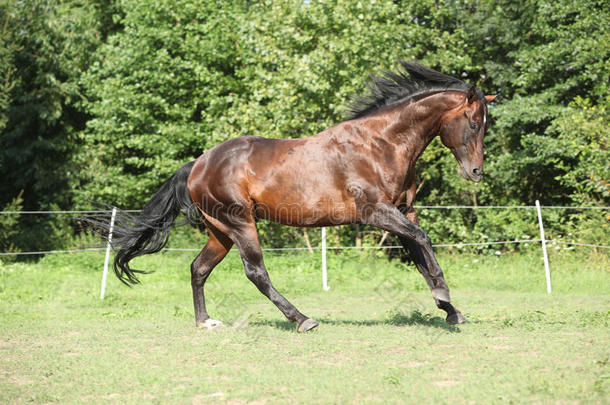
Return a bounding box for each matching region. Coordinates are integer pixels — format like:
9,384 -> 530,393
485,94 -> 498,103
467,86 -> 478,104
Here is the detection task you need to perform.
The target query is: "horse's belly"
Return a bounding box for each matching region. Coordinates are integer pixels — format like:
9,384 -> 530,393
255,201 -> 358,226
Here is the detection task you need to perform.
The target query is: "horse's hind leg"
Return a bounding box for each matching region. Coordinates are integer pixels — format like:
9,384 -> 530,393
191,226 -> 233,329
232,222 -> 318,332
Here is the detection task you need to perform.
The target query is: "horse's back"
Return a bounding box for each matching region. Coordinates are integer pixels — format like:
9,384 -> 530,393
187,134 -> 355,225
188,135 -> 309,201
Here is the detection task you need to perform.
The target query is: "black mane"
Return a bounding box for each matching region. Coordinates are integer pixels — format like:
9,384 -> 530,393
348,61 -> 475,119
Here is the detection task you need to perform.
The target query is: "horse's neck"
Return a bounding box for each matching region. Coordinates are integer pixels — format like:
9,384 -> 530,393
371,93 -> 457,163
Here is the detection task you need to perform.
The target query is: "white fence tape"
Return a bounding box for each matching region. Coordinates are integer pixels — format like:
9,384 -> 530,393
2,239 -> 607,257
2,205 -> 608,296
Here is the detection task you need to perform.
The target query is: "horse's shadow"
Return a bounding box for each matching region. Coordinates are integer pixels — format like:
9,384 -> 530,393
250,310 -> 461,333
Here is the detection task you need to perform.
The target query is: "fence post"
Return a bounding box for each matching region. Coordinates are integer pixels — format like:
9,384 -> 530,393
100,207 -> 117,300
321,227 -> 329,291
535,200 -> 552,294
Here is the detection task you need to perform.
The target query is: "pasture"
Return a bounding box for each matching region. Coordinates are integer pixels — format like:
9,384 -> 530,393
1,248 -> 609,403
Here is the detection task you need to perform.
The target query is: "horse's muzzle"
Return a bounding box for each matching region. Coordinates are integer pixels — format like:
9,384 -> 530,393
460,165 -> 483,182
471,166 -> 483,182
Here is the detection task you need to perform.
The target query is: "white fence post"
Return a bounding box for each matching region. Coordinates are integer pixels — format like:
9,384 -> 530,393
535,200 -> 552,294
321,227 -> 329,291
100,207 -> 117,300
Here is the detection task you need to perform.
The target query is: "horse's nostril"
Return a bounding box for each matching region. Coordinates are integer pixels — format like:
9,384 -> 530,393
473,167 -> 481,175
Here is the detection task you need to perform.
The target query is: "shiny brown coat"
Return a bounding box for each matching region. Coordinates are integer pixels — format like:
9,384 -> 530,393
187,89 -> 494,331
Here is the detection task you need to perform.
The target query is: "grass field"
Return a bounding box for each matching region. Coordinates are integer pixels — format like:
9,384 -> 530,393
1,246 -> 609,404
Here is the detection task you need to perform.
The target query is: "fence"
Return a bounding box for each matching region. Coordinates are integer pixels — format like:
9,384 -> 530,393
1,202 -> 608,298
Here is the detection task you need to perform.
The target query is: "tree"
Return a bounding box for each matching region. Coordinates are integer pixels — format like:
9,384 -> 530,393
0,0 -> 111,250
3,0 -> 605,251
469,0 -> 609,206
0,0 -> 103,210
75,0 -> 489,246
75,0 -> 248,208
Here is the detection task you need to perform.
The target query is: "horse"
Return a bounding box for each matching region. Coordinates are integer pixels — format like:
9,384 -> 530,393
87,61 -> 496,333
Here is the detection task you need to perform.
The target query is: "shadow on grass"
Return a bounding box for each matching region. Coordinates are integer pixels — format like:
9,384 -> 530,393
382,309 -> 461,332
250,309 -> 460,333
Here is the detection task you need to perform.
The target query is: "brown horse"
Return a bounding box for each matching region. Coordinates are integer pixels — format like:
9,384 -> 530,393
89,62 -> 496,332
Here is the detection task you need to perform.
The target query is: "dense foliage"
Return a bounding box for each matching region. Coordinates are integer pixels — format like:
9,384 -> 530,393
1,0 -> 608,254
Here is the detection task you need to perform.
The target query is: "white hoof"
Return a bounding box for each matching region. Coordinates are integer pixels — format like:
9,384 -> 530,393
198,318 -> 224,330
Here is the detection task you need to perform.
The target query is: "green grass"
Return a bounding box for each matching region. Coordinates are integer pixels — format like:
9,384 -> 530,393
1,247 -> 609,404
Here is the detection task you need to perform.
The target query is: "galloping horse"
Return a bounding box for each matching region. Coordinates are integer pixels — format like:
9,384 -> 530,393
89,62 -> 496,332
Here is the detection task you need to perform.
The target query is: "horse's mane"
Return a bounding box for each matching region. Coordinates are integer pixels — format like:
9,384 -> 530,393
348,61 -> 476,119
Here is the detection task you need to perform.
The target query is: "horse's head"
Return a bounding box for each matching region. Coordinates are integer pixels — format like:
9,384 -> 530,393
438,87 -> 496,182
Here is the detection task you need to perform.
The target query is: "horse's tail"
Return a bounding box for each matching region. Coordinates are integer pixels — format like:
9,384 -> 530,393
84,161 -> 196,285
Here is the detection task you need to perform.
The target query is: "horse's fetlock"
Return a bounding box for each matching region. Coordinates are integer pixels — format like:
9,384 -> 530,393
432,288 -> 451,303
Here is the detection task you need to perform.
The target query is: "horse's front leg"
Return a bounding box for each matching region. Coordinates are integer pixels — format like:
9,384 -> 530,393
400,207 -> 467,324
364,202 -> 467,324
399,236 -> 467,324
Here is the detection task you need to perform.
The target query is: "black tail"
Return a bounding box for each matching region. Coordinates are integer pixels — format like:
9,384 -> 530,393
84,161 -> 196,285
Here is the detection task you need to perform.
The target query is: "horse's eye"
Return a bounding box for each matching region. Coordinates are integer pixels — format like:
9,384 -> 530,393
470,121 -> 479,131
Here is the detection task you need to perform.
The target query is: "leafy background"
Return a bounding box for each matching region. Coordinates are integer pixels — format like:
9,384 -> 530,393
1,0 -> 608,254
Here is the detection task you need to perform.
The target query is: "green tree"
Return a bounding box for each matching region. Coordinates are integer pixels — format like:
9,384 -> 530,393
403,0 -> 609,246
0,1 -> 18,133
75,0 -> 489,246
76,0 -> 248,208
0,0 -> 104,211
0,0 -> 115,251
471,0 -> 609,206
1,0 -> 608,255
77,0 -> 499,209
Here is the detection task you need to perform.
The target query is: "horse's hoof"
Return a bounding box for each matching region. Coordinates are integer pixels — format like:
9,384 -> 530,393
197,318 -> 225,330
446,312 -> 468,325
297,318 -> 319,333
